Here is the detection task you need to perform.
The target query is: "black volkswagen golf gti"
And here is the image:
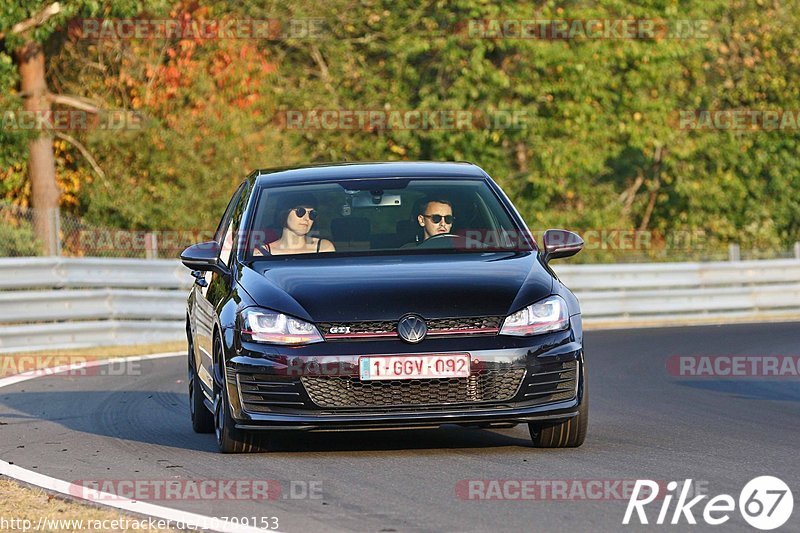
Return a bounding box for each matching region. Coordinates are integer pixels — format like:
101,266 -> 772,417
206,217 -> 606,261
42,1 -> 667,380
182,162 -> 587,453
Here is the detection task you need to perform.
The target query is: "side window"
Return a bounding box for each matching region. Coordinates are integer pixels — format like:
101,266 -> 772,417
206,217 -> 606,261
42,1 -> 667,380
219,224 -> 234,266
215,183 -> 245,266
226,181 -> 251,265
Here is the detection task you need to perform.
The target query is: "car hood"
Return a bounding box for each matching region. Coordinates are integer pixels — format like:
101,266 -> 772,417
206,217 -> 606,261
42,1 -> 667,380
238,252 -> 553,322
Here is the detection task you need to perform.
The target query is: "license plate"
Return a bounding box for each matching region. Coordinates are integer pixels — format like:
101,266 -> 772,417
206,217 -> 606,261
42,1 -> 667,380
359,354 -> 471,381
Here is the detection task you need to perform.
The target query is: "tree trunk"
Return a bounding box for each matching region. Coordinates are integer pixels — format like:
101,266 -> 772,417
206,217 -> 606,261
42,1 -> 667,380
17,42 -> 59,256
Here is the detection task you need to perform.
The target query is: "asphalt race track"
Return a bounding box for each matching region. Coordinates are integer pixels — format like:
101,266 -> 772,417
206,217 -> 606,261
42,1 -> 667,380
1,322 -> 798,532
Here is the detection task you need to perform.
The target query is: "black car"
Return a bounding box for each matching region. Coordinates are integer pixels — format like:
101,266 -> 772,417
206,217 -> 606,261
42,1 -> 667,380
181,162 -> 587,453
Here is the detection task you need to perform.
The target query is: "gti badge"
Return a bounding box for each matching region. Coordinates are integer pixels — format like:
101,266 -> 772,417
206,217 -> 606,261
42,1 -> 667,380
329,326 -> 351,334
397,315 -> 427,343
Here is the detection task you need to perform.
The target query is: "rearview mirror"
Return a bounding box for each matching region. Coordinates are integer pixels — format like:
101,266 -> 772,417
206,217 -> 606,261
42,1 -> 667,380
541,229 -> 584,263
180,241 -> 230,277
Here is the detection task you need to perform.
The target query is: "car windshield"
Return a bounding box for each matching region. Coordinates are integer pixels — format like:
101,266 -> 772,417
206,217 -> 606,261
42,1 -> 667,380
242,178 -> 534,259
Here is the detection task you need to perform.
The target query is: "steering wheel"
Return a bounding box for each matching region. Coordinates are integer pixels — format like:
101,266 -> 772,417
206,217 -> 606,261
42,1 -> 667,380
416,233 -> 462,248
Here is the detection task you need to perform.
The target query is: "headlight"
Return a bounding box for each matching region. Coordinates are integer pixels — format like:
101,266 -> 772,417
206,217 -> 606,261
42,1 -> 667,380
240,308 -> 323,345
500,295 -> 569,336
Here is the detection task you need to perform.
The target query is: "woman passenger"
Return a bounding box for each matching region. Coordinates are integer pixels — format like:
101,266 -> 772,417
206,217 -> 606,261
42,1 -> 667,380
254,194 -> 335,256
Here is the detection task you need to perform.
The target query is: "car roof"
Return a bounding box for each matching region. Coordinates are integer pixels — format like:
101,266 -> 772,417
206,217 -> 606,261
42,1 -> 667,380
250,161 -> 488,187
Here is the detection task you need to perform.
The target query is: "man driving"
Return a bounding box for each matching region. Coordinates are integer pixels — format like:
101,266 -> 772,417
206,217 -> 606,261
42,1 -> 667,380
417,198 -> 455,240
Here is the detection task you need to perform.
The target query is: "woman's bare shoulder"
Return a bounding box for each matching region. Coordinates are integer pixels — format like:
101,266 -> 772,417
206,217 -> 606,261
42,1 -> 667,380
316,237 -> 336,252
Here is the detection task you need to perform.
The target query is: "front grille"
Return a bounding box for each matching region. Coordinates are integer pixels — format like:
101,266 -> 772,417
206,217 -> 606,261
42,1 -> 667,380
301,368 -> 526,408
317,320 -> 396,338
429,316 -> 502,331
522,360 -> 579,402
317,316 -> 502,340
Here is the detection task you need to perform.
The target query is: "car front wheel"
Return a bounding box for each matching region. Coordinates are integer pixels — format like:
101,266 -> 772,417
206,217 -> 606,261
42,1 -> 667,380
213,335 -> 269,453
528,374 -> 588,448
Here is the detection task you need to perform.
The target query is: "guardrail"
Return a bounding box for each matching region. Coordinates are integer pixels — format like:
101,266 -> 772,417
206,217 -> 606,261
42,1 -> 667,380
0,257 -> 798,353
0,258 -> 192,353
555,259 -> 800,327
0,257 -> 191,290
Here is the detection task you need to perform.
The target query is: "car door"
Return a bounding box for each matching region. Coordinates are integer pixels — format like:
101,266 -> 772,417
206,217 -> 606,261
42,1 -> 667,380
194,183 -> 245,391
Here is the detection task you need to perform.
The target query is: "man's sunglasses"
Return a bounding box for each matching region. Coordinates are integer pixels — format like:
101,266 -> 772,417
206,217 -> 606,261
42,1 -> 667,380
422,214 -> 455,224
293,207 -> 318,220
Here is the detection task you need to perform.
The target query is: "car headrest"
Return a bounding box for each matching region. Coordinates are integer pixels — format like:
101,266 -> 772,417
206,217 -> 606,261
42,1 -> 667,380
396,219 -> 421,244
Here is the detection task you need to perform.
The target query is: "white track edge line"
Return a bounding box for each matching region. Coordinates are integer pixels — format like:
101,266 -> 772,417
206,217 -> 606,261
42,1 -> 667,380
0,351 -> 276,533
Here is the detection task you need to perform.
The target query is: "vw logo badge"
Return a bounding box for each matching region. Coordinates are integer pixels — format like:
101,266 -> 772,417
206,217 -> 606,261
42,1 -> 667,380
397,315 -> 427,344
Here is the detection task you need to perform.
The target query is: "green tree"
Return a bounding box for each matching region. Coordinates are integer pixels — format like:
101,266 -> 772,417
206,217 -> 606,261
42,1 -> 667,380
1,1 -> 168,253
2,0 -> 798,260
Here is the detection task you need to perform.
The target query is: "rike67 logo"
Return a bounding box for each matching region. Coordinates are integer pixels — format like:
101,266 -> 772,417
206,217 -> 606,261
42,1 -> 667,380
624,477 -> 793,530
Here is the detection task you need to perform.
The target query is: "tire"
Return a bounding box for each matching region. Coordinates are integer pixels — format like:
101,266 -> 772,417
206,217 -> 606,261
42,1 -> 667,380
528,370 -> 588,448
213,335 -> 269,453
188,334 -> 214,434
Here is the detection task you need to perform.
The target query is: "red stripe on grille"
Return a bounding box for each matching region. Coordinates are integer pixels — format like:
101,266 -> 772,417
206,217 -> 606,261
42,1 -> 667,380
427,328 -> 499,335
324,327 -> 498,339
324,332 -> 398,339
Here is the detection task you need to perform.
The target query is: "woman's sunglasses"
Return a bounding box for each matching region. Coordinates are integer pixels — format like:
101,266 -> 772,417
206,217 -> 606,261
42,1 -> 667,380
422,214 -> 454,224
293,207 -> 318,220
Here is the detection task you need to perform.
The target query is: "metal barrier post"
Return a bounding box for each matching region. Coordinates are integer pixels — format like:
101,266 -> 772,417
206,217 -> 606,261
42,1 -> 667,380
728,243 -> 740,262
53,207 -> 62,257
145,232 -> 159,259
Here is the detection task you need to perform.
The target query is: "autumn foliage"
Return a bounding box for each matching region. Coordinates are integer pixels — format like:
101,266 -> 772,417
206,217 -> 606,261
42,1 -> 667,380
1,0 -> 798,260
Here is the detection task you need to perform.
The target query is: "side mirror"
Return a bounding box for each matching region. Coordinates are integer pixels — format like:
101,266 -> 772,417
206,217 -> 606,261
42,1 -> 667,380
180,241 -> 230,278
541,229 -> 584,263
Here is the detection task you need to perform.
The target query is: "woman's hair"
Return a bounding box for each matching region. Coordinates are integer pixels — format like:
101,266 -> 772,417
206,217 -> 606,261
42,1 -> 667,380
275,192 -> 318,228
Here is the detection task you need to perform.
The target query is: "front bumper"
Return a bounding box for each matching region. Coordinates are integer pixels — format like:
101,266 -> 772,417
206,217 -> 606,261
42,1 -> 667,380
222,323 -> 585,431
235,399 -> 580,431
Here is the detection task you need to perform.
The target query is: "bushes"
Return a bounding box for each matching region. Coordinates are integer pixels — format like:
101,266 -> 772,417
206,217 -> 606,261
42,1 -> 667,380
0,220 -> 41,257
